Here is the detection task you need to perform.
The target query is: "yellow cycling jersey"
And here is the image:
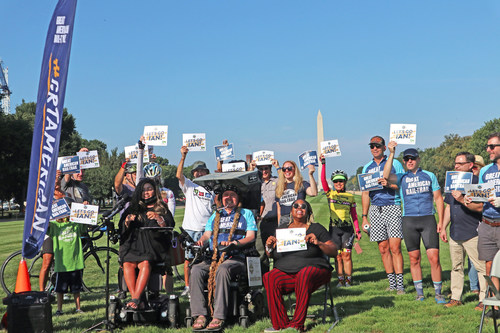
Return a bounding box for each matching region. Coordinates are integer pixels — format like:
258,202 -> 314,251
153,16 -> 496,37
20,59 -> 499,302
326,190 -> 356,226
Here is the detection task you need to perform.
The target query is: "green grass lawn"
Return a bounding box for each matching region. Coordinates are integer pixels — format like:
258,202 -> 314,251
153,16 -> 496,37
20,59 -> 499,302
0,194 -> 495,332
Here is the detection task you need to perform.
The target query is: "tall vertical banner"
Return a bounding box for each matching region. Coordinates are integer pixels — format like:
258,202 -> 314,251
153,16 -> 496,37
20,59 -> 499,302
22,0 -> 78,259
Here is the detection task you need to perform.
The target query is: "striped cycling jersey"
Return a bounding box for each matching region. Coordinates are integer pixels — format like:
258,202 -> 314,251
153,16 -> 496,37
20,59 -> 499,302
479,163 -> 500,220
397,168 -> 440,216
362,156 -> 404,206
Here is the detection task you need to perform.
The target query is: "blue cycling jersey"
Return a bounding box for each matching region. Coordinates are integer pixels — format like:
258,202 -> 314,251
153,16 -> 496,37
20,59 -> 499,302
397,168 -> 440,216
479,163 -> 500,220
362,156 -> 405,206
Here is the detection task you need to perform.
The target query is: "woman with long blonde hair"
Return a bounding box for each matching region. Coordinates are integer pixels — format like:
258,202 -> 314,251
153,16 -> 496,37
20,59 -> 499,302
275,160 -> 318,227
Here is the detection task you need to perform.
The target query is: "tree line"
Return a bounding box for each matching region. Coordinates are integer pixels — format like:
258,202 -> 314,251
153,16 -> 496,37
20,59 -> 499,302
0,101 -> 192,209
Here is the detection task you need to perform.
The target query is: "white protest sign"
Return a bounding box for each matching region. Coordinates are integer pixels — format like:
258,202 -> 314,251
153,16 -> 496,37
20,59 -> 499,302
222,161 -> 246,172
124,144 -> 152,163
215,143 -> 235,161
143,125 -> 168,146
320,140 -> 342,158
389,124 -> 417,145
252,150 -> 274,166
464,183 -> 496,203
77,150 -> 100,169
183,133 -> 206,152
70,203 -> 99,225
276,228 -> 307,253
57,156 -> 81,174
246,257 -> 262,287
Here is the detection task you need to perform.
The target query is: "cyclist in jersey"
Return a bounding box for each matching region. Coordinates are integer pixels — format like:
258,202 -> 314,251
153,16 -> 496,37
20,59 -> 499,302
320,154 -> 360,287
383,141 -> 445,303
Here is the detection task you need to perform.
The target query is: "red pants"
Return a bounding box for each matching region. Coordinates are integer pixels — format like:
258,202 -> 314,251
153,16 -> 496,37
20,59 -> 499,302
263,266 -> 332,331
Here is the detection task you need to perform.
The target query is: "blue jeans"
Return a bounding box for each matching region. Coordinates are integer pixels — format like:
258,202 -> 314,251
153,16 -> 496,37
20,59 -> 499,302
468,257 -> 479,291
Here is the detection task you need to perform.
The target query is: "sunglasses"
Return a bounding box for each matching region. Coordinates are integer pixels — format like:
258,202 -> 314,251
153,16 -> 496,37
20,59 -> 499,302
292,203 -> 307,210
369,143 -> 383,149
282,166 -> 294,172
486,144 -> 500,150
258,166 -> 271,171
403,156 -> 417,162
333,180 -> 345,183
454,161 -> 469,165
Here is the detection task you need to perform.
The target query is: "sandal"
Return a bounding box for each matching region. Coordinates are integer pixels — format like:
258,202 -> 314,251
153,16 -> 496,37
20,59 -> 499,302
206,318 -> 224,331
192,315 -> 207,330
125,298 -> 140,310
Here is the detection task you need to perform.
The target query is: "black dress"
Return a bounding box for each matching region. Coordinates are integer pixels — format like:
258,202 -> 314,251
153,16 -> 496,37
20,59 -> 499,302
119,206 -> 174,263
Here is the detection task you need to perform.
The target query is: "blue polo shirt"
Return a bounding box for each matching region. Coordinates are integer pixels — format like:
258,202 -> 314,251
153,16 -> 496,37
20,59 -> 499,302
362,156 -> 405,206
397,168 -> 440,216
205,208 -> 257,251
479,163 -> 500,220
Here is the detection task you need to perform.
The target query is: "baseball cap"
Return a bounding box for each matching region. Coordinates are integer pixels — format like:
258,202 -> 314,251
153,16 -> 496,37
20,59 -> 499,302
369,136 -> 385,145
403,148 -> 419,158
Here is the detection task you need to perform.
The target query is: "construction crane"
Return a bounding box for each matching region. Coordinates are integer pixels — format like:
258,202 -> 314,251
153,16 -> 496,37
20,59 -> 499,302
0,59 -> 12,114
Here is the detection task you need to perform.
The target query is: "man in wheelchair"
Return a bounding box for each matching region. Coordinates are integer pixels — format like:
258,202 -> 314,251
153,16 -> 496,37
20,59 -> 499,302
189,184 -> 258,331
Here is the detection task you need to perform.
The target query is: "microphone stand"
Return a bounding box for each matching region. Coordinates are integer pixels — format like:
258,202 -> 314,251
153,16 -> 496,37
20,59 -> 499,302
84,198 -> 129,332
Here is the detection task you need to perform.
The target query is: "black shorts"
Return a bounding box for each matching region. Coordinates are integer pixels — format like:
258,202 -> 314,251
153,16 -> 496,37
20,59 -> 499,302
41,237 -> 53,255
54,270 -> 83,293
402,215 -> 439,252
329,225 -> 355,250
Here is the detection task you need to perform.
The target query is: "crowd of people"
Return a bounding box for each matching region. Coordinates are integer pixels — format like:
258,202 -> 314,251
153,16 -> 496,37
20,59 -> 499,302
41,131 -> 500,331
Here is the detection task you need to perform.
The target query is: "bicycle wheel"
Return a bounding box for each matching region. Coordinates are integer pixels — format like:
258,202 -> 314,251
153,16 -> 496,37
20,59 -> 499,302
82,247 -> 119,293
0,250 -> 45,295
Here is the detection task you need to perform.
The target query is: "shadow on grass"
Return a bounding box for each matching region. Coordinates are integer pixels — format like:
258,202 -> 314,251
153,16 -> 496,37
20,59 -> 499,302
336,295 -> 395,317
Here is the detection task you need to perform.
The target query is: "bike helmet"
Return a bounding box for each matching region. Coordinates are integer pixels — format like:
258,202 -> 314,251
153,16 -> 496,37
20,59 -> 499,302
144,162 -> 162,179
331,169 -> 348,182
124,163 -> 137,174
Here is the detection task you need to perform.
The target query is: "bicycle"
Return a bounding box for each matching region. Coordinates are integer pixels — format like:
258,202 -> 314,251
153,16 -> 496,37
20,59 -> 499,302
0,222 -> 120,296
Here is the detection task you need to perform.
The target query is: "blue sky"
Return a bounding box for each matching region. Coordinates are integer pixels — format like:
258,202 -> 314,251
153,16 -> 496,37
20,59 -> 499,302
2,1 -> 500,178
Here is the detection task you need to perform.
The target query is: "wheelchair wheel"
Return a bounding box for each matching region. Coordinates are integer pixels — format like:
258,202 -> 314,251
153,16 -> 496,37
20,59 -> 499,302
249,291 -> 266,320
108,300 -> 119,328
185,307 -> 192,328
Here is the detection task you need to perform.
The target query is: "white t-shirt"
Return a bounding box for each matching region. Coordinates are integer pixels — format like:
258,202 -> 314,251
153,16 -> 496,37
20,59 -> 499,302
180,178 -> 214,231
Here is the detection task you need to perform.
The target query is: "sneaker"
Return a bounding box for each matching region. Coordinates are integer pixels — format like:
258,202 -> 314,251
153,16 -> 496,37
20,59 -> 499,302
344,281 -> 352,287
475,302 -> 485,311
55,310 -> 64,316
336,282 -> 344,288
444,299 -> 462,308
435,294 -> 446,304
264,328 -> 282,332
397,289 -> 406,295
180,286 -> 190,297
416,295 -> 425,301
63,294 -> 70,301
75,309 -> 85,314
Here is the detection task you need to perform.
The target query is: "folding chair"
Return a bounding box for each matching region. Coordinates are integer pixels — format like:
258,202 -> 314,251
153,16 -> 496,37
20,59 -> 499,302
288,279 -> 341,330
479,250 -> 500,333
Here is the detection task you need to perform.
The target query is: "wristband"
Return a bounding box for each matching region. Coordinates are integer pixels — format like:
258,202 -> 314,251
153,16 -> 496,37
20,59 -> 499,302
362,214 -> 368,218
121,162 -> 127,169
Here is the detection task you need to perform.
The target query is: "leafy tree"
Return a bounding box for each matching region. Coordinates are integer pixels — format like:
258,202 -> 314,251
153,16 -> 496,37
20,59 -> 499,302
466,118 -> 500,164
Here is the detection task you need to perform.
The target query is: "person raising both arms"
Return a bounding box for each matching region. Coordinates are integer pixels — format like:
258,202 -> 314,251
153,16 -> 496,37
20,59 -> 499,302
320,154 -> 360,287
383,142 -> 445,303
275,160 -> 318,228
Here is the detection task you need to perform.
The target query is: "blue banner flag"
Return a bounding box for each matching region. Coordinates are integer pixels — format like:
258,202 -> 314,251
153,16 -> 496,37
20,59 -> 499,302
22,0 -> 78,259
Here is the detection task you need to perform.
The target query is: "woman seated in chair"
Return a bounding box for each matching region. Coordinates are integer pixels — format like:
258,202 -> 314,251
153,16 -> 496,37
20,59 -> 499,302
190,185 -> 257,331
263,199 -> 337,332
119,178 -> 174,310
